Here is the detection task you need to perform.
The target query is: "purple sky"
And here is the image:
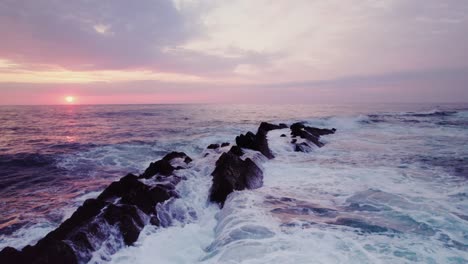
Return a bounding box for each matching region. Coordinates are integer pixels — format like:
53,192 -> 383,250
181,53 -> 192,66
0,0 -> 467,104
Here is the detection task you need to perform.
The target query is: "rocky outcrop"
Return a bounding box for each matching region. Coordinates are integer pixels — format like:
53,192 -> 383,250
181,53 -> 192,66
0,121 -> 337,264
236,122 -> 288,159
0,152 -> 191,264
290,122 -> 336,149
209,152 -> 263,206
207,144 -> 220,149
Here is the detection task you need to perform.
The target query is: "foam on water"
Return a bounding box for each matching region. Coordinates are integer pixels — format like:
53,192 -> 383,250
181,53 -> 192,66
1,105 -> 467,263
108,111 -> 467,263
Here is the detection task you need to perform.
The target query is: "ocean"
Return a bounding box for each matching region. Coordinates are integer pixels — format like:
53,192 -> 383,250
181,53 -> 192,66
0,103 -> 467,263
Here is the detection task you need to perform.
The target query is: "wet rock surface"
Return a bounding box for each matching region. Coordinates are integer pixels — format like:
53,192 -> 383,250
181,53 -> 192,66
0,153 -> 191,264
209,152 -> 263,206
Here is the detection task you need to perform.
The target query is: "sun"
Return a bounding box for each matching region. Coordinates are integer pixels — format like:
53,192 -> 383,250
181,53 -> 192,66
65,96 -> 75,103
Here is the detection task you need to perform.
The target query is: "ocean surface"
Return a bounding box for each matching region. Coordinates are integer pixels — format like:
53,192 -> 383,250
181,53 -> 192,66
0,103 -> 467,263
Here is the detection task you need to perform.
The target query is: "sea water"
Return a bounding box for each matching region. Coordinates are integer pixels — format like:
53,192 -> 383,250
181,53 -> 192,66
0,104 -> 467,263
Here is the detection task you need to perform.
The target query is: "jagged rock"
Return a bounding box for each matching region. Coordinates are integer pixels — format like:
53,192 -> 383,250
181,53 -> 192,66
221,142 -> 230,147
228,145 -> 244,156
0,152 -> 187,264
209,152 -> 263,206
140,152 -> 192,179
291,139 -> 297,144
162,152 -> 190,161
207,144 -> 220,149
235,131 -> 256,150
102,204 -> 145,245
258,122 -> 287,131
140,159 -> 174,178
294,142 -> 311,152
290,122 -> 335,147
235,122 -> 286,159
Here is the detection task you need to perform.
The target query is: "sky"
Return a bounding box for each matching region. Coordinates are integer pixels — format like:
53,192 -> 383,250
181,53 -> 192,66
0,0 -> 467,104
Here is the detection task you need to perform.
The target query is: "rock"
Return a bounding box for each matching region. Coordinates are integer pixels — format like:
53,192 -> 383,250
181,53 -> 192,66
258,122 -> 287,132
221,142 -> 230,147
2,157 -> 185,263
291,139 -> 297,144
207,144 -> 220,149
235,122 -> 287,159
162,152 -> 190,162
140,159 -> 174,178
209,152 -> 263,206
290,122 -> 324,147
44,198 -> 108,241
294,142 -> 311,152
280,134 -> 286,137
235,131 -> 256,150
102,204 -> 145,245
150,184 -> 178,204
0,247 -> 25,264
228,145 -> 244,156
184,156 -> 192,163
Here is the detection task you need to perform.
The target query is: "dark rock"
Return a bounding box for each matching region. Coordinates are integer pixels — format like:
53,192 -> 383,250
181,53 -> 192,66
258,122 -> 287,132
209,152 -> 263,206
228,145 -> 244,156
162,152 -> 190,162
44,198 -> 108,242
184,156 -> 192,164
294,142 -> 311,152
291,139 -> 297,144
235,131 -> 256,150
290,122 -> 325,147
102,204 -> 144,245
26,240 -> 77,264
236,122 -> 286,159
0,247 -> 24,264
280,134 -> 286,137
140,159 -> 174,178
207,144 -> 220,149
221,142 -> 230,147
150,185 -> 178,204
150,216 -> 160,226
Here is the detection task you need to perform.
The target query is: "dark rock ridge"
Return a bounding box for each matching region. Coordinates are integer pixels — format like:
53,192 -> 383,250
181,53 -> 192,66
290,122 -> 336,150
0,152 -> 192,264
0,122 -> 337,263
235,122 -> 288,159
210,122 -> 336,205
207,144 -> 220,149
209,152 -> 263,206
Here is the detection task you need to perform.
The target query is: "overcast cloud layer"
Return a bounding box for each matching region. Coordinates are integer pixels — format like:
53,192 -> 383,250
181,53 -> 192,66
0,0 -> 467,104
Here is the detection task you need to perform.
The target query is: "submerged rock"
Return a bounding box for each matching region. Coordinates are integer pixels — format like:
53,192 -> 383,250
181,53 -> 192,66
209,152 -> 263,206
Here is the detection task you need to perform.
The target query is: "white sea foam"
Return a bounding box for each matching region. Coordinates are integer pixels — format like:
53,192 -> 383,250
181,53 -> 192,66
3,108 -> 467,263
106,113 -> 467,263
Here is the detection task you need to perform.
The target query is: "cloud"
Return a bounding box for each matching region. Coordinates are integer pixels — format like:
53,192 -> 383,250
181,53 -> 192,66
0,0 -> 467,103
0,0 -> 266,76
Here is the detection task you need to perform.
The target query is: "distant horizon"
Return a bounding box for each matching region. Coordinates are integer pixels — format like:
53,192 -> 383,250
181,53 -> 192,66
1,101 -> 467,107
